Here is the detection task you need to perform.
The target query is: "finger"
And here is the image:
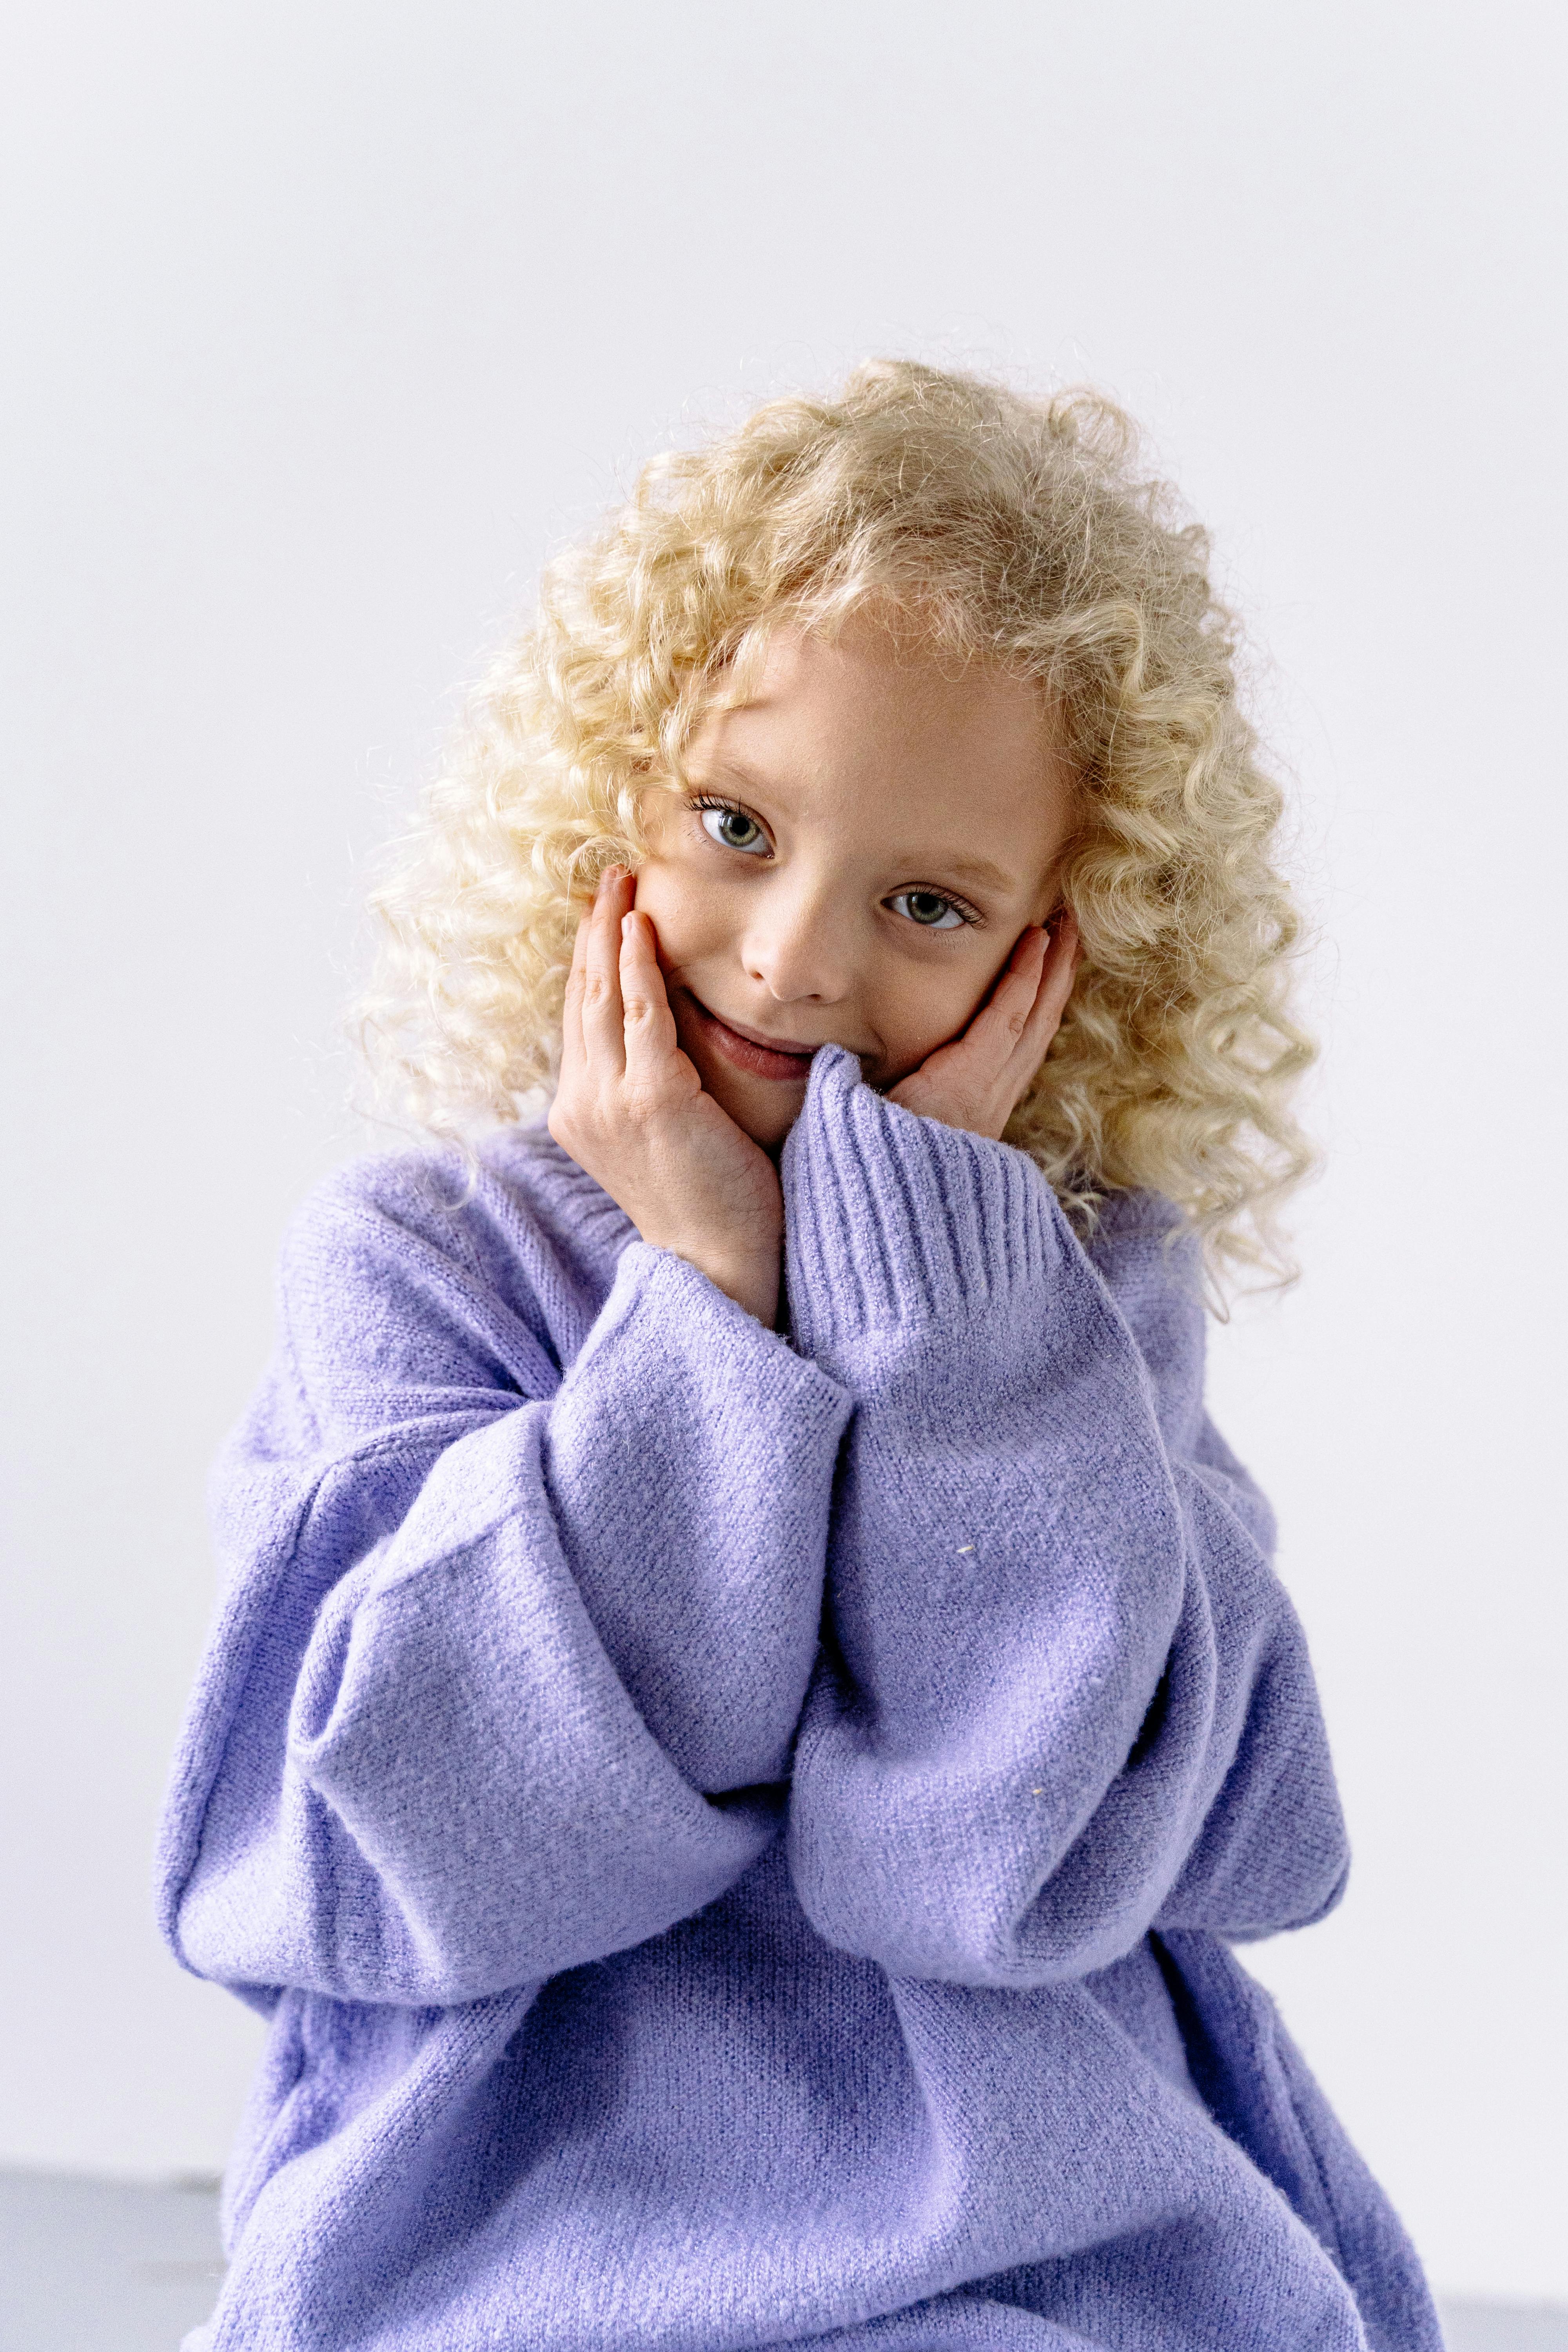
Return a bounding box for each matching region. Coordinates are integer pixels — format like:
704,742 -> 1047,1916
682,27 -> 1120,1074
581,866 -> 633,1074
559,889 -> 593,1075
619,910 -> 682,1086
961,926 -> 1051,1060
1031,909 -> 1081,1033
1007,909 -> 1081,1077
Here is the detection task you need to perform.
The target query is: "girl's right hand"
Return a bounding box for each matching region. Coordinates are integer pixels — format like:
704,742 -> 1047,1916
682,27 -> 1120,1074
548,868 -> 786,1327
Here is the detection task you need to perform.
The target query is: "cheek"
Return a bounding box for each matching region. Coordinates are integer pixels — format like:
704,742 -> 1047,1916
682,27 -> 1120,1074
629,856 -> 723,964
871,946 -> 1001,1077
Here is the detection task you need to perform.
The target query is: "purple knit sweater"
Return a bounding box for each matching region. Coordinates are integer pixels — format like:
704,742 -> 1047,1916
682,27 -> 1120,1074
158,1047 -> 1441,2352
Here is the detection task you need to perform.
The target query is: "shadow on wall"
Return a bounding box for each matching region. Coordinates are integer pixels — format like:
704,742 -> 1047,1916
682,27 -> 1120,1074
0,2171 -> 1564,2352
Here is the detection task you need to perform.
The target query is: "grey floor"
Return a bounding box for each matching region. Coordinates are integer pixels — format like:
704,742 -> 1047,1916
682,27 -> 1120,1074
0,2170 -> 1564,2352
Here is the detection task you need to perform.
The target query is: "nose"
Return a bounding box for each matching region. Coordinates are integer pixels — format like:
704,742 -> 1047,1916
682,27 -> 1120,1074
740,873 -> 855,1007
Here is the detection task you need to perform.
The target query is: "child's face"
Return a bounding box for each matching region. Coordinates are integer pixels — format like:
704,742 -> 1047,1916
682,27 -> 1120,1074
633,617 -> 1078,1150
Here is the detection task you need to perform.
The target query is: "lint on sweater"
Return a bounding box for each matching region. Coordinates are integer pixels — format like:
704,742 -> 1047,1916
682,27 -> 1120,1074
157,1045 -> 1442,2352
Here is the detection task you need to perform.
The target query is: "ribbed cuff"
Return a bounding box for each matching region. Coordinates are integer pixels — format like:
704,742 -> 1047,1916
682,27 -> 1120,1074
781,1046 -> 1062,1352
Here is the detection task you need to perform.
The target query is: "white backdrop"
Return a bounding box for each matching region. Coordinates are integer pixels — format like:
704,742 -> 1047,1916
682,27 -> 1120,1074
2,0 -> 1564,2307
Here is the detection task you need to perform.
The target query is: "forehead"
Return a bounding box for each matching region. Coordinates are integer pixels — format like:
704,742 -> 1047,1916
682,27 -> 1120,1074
692,621 -> 1055,780
684,621 -> 1071,879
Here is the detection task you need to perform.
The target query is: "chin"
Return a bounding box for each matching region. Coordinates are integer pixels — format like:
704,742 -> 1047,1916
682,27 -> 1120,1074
699,1057 -> 808,1151
727,1084 -> 808,1153
755,1105 -> 808,1152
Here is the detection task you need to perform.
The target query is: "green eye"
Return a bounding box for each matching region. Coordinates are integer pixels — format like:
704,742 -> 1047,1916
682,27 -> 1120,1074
890,889 -> 967,930
699,804 -> 768,854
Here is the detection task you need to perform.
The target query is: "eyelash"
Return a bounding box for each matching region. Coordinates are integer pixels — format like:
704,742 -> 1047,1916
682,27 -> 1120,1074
691,795 -> 771,852
688,795 -> 983,930
887,889 -> 980,931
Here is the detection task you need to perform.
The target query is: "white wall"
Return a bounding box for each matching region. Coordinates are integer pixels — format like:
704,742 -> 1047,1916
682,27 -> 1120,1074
2,0 -> 1563,2304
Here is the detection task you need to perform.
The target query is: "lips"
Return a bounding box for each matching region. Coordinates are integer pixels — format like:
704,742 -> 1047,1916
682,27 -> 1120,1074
684,994 -> 821,1084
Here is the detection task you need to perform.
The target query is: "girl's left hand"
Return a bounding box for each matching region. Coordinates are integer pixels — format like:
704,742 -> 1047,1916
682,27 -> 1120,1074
888,912 -> 1080,1140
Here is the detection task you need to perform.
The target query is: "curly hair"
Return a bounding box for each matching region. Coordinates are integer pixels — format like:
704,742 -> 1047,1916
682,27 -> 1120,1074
358,359 -> 1316,1286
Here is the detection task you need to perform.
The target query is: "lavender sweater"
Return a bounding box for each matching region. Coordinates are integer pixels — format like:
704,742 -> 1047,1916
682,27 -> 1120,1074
158,1048 -> 1441,2352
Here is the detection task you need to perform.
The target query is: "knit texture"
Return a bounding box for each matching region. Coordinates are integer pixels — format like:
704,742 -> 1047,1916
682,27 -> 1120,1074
158,1044 -> 1441,2352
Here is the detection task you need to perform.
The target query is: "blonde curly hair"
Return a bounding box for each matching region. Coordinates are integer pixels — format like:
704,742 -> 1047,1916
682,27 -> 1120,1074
359,359 -> 1315,1285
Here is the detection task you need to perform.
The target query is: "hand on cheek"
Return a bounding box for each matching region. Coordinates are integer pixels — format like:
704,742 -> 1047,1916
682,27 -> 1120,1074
547,869 -> 785,1326
888,912 -> 1081,1140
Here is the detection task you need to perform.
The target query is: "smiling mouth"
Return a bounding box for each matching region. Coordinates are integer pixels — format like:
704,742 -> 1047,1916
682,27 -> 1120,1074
683,994 -> 823,1084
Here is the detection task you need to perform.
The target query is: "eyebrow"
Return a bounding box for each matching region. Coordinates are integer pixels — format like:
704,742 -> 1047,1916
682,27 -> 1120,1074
691,759 -> 1020,899
926,850 -> 1016,895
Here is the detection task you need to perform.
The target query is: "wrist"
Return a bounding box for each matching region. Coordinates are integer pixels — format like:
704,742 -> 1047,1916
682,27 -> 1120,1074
667,1242 -> 780,1326
631,1196 -> 782,1326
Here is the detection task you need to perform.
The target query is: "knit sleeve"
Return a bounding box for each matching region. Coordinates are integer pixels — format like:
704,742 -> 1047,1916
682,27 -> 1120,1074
156,1158 -> 851,2009
779,1048 -> 1348,1989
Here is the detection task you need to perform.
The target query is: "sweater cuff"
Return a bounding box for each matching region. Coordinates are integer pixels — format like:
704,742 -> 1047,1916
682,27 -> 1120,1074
781,1045 -> 1062,1350
584,1235 -> 852,1424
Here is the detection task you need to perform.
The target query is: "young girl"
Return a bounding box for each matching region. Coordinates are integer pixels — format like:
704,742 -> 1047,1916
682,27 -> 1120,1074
159,362 -> 1443,2352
